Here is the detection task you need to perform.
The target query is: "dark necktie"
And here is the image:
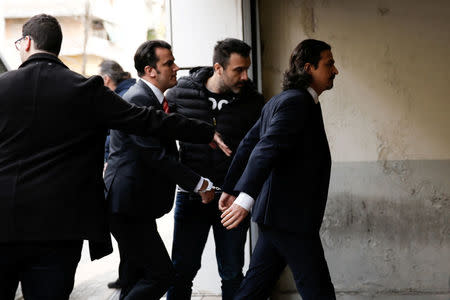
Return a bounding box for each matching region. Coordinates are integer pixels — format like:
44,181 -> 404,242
162,97 -> 170,113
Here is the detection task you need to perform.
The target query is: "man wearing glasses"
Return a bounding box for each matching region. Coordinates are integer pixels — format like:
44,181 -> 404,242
14,36 -> 28,49
0,14 -> 230,300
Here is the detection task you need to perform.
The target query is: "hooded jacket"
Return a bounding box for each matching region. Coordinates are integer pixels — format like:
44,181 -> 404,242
166,67 -> 264,186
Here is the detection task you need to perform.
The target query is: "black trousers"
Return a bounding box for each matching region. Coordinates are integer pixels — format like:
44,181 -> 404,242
110,214 -> 175,300
235,225 -> 336,300
0,240 -> 83,300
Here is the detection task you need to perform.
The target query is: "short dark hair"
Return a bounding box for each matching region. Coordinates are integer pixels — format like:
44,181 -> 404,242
99,60 -> 131,85
22,14 -> 63,55
213,38 -> 251,69
134,40 -> 171,77
282,39 -> 331,91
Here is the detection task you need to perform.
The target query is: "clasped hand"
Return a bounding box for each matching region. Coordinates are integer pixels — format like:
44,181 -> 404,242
199,189 -> 215,204
218,192 -> 249,230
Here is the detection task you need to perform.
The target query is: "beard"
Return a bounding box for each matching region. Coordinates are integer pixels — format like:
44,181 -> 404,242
326,75 -> 335,89
232,81 -> 245,93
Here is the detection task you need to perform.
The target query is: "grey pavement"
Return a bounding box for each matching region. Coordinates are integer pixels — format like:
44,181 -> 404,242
14,238 -> 221,300
14,211 -> 225,300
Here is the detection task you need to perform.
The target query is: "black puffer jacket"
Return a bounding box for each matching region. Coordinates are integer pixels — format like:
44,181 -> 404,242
166,67 -> 264,186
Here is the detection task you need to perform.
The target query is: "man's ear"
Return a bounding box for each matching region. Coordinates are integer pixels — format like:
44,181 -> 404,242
213,62 -> 223,75
102,75 -> 111,86
144,65 -> 157,78
25,36 -> 32,52
304,62 -> 313,74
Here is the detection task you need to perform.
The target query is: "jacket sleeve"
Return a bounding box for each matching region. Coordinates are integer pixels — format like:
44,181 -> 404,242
221,118 -> 261,196
165,87 -> 179,113
91,77 -> 214,144
233,96 -> 309,199
130,134 -> 201,191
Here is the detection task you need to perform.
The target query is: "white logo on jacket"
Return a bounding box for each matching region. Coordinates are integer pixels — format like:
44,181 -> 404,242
208,97 -> 229,110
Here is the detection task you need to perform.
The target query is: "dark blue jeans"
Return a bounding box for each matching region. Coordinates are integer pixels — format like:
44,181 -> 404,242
166,192 -> 250,300
0,240 -> 83,300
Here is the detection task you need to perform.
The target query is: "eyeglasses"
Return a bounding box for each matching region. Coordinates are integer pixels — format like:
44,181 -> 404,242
14,36 -> 31,51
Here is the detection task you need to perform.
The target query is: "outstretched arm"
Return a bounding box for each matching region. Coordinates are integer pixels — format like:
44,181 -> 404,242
95,84 -> 218,145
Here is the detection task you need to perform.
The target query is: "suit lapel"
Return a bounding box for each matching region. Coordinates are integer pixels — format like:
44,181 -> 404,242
136,80 -> 163,109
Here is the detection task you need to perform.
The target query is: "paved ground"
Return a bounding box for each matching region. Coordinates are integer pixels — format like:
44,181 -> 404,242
14,239 -> 221,300
13,238 -> 448,299
14,212 -> 226,300
68,239 -> 221,299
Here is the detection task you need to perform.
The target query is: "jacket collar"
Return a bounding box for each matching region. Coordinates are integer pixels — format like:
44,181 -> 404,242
188,66 -> 258,103
19,53 -> 68,69
306,87 -> 319,104
136,79 -> 162,108
115,78 -> 136,95
189,66 -> 214,85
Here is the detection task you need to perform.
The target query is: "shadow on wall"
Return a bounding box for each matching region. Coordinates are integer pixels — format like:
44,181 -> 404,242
323,160 -> 449,293
271,160 -> 449,296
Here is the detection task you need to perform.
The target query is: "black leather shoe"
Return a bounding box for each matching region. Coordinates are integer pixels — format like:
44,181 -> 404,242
107,278 -> 121,289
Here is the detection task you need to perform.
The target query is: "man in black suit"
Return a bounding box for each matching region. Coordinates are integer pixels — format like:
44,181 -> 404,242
219,39 -> 339,300
98,59 -> 136,290
104,40 -> 220,300
0,14 -> 229,300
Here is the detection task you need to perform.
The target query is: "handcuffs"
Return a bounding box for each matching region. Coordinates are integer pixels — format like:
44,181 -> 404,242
198,179 -> 222,193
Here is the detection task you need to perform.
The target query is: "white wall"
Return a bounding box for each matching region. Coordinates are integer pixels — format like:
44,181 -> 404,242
170,0 -> 243,70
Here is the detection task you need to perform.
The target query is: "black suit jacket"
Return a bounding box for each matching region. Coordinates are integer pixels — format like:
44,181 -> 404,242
104,80 -> 201,218
223,89 -> 331,234
0,54 -> 213,255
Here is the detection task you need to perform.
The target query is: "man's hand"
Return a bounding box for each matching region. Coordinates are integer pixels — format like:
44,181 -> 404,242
221,203 -> 249,230
200,190 -> 215,204
218,192 -> 236,212
210,132 -> 232,157
198,178 -> 215,204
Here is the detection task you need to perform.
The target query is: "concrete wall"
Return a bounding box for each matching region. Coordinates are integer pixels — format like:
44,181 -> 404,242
258,0 -> 450,299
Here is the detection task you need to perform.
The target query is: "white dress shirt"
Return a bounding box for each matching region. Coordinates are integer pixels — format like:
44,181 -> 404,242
140,79 -> 211,193
307,86 -> 319,104
234,86 -> 319,211
140,78 -> 164,104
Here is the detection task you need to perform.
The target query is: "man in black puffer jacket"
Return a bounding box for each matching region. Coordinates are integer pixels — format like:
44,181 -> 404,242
166,38 -> 264,300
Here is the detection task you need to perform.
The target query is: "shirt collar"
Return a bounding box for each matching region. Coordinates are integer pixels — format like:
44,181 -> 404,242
307,86 -> 319,104
140,78 -> 164,104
